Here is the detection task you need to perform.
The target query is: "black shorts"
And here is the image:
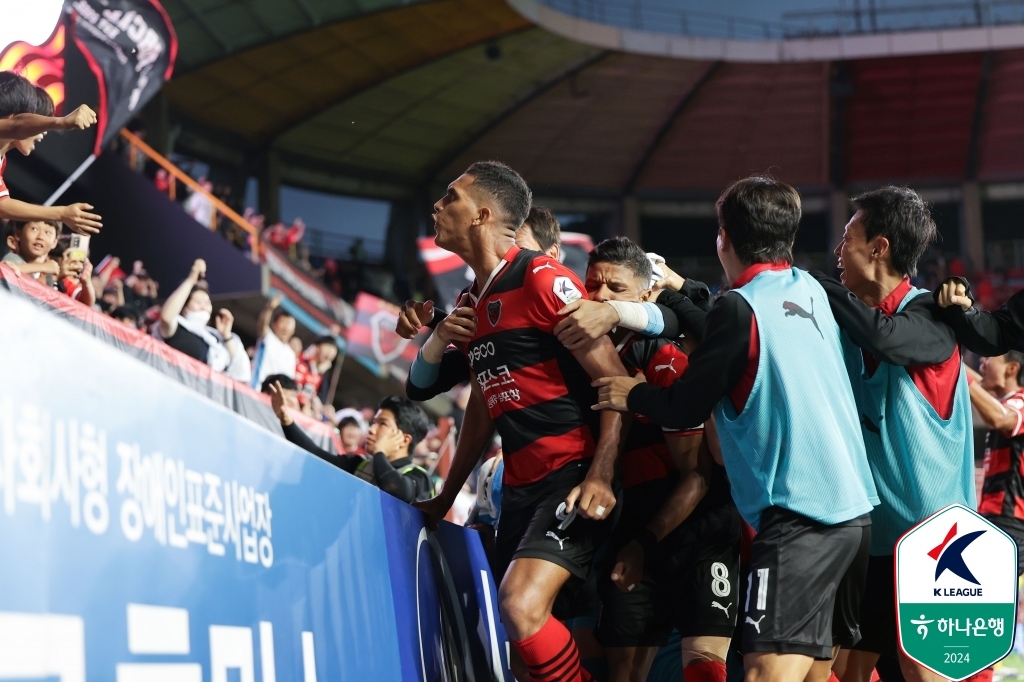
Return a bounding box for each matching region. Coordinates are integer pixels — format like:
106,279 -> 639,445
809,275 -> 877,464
595,480 -> 742,648
988,518 -> 1024,575
663,500 -> 742,640
494,459 -> 614,587
853,555 -> 897,657
742,506 -> 871,660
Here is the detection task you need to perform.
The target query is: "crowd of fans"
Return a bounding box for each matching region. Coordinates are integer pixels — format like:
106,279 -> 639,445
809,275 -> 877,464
0,71 -> 466,510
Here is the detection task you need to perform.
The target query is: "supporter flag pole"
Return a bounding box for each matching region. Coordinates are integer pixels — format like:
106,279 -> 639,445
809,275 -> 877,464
43,154 -> 97,206
325,348 -> 346,407
43,0 -> 178,207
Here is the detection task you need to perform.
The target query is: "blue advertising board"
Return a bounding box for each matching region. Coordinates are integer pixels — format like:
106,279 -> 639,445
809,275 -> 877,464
0,290 -> 510,681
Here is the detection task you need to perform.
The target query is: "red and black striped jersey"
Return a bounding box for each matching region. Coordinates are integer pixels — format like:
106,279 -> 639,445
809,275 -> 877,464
980,387 -> 1024,534
617,332 -> 702,488
459,245 -> 600,487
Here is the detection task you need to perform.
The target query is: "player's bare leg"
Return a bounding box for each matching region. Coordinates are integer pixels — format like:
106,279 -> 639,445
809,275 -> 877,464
801,646 -> 840,682
744,651 -> 815,682
509,647 -> 530,682
898,652 -> 948,682
682,636 -> 731,682
605,645 -> 657,682
834,648 -> 947,682
571,624 -> 605,680
500,557 -> 589,681
833,649 -> 877,682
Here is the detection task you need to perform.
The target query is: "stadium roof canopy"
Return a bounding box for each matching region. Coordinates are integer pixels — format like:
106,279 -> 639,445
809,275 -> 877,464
160,0 -> 1024,202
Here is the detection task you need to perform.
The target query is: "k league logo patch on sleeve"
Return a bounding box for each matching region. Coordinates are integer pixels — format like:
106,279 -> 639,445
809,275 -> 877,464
552,277 -> 582,305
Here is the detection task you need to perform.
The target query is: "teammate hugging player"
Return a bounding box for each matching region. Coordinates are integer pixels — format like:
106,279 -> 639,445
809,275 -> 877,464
412,161 -> 630,682
583,237 -> 741,682
594,176 -> 878,682
811,187 -> 975,682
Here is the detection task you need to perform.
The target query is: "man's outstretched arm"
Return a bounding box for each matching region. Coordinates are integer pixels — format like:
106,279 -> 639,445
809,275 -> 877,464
414,379 -> 495,527
810,271 -> 955,366
937,278 -> 1024,356
565,335 -> 628,520
596,293 -> 751,430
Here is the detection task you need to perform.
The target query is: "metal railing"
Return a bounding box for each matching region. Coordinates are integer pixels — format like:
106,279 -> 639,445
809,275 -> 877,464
302,227 -> 385,263
120,128 -> 261,262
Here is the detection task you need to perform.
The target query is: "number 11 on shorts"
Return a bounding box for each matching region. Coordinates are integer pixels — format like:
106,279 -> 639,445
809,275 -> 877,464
745,568 -> 769,612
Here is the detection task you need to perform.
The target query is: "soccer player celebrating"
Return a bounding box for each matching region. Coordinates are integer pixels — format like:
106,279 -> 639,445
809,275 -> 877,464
412,161 -> 630,682
809,187 -> 974,682
593,176 -> 878,682
400,206 -> 562,400
967,352 -> 1024,573
583,237 -> 741,682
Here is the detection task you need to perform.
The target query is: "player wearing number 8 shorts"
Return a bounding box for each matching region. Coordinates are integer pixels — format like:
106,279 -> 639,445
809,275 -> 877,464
594,177 -> 878,682
578,238 -> 742,682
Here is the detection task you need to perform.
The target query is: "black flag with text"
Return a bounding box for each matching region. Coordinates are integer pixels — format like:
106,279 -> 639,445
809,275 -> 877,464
66,0 -> 177,154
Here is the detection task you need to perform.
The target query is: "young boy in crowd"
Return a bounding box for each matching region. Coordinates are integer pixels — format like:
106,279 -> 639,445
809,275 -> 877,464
3,219 -> 60,284
0,72 -> 102,235
50,235 -> 95,306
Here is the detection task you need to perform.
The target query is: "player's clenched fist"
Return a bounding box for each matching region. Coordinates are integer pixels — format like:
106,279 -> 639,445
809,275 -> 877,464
436,307 -> 477,344
397,300 -> 434,339
62,104 -> 98,130
937,278 -> 972,311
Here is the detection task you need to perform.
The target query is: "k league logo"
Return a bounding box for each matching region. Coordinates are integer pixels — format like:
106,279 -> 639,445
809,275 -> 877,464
929,523 -> 985,592
895,504 -> 1018,680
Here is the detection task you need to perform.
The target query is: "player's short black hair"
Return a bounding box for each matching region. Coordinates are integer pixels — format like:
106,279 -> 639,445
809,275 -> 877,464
378,395 -> 431,454
0,72 -> 53,119
1005,351 -> 1024,385
588,236 -> 652,285
261,374 -> 298,393
852,186 -> 936,278
523,206 -> 560,252
111,306 -> 139,324
464,161 -> 532,230
717,175 -> 802,266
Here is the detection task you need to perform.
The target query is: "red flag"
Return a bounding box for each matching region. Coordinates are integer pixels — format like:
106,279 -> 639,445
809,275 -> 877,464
346,292 -> 427,378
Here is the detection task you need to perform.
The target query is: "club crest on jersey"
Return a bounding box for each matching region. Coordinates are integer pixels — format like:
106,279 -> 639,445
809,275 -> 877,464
487,299 -> 502,326
553,276 -> 582,305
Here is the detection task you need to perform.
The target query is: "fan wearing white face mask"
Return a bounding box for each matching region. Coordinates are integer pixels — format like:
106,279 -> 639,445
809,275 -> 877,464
155,258 -> 251,383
